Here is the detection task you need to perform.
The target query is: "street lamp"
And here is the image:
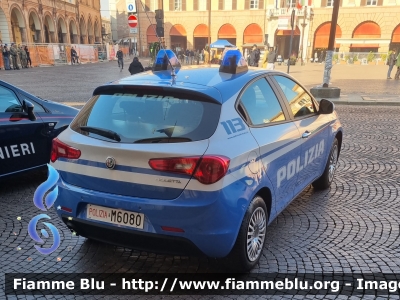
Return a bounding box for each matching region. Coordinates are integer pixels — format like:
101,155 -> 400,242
299,6 -> 307,66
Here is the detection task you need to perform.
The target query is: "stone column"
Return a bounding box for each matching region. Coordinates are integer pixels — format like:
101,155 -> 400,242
19,27 -> 27,43
35,30 -> 42,43
49,32 -> 56,43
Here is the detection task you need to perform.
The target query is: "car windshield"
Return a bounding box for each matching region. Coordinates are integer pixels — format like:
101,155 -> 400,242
70,91 -> 221,143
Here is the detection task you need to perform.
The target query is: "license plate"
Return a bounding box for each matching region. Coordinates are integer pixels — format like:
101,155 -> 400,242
87,204 -> 144,229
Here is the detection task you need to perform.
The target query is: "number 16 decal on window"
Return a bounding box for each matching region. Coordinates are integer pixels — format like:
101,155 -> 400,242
221,118 -> 246,135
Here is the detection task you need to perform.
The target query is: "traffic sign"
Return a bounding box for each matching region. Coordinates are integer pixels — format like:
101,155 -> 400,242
127,3 -> 136,12
130,28 -> 138,34
128,15 -> 138,28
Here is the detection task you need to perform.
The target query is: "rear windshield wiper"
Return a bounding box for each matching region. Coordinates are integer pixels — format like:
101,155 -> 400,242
134,137 -> 191,143
80,126 -> 121,142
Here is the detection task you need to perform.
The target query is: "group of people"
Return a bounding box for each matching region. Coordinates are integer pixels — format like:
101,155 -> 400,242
386,49 -> 400,79
248,44 -> 277,70
116,48 -> 145,75
173,48 -> 200,65
1,43 -> 32,70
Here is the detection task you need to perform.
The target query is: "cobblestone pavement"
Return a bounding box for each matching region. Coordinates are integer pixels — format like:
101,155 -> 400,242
2,104 -> 400,299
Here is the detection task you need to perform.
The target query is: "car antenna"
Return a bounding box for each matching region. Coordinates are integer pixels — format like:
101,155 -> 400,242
138,2 -> 176,79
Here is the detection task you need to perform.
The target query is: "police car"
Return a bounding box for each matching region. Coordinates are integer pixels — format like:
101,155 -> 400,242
0,80 -> 78,178
51,49 -> 343,271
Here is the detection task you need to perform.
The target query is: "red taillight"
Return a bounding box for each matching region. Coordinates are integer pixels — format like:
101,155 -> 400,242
50,138 -> 81,162
149,155 -> 230,185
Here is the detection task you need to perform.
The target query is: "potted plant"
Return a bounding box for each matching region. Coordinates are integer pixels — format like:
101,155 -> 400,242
353,55 -> 360,64
367,51 -> 375,65
333,53 -> 339,64
379,53 -> 388,65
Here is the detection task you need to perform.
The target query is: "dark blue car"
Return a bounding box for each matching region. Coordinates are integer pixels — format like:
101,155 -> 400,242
0,80 -> 78,177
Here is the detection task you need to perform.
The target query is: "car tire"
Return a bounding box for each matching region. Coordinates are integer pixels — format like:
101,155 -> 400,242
226,195 -> 268,271
312,138 -> 339,190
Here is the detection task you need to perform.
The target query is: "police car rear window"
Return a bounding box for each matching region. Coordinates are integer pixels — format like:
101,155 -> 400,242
70,92 -> 221,143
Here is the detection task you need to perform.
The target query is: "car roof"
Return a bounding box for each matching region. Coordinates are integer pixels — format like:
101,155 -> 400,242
99,66 -> 280,103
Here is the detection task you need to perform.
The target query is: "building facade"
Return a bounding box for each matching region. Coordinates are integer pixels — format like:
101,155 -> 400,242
0,0 -> 102,44
110,0 -> 400,59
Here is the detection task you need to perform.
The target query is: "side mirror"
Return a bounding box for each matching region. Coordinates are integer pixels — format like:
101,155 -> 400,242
23,99 -> 36,121
319,99 -> 334,115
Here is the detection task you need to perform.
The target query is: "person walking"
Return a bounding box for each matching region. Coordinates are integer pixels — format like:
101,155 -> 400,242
262,47 -> 277,70
116,48 -> 124,70
394,52 -> 400,80
25,46 -> 32,67
128,57 -> 144,75
387,49 -> 397,79
203,46 -> 210,64
249,44 -> 260,67
10,44 -> 19,70
2,44 -> 11,70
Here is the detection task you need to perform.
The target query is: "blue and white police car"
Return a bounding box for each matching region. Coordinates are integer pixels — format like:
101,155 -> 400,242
51,49 -> 343,271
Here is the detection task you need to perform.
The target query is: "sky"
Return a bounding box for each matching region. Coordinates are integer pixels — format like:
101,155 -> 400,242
100,0 -> 110,18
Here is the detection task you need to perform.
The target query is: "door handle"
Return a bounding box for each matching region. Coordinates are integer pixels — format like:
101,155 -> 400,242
302,131 -> 311,138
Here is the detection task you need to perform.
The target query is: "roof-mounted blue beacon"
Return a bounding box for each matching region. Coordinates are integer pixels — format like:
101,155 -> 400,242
153,49 -> 181,71
219,48 -> 248,74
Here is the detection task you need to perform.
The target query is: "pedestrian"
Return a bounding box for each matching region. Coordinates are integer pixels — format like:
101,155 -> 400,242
262,47 -> 277,70
189,49 -> 194,64
17,45 -> 22,67
116,48 -> 124,70
203,46 -> 210,64
71,46 -> 79,65
249,44 -> 260,67
387,49 -> 396,79
25,46 -> 32,67
20,46 -> 27,68
0,44 -> 3,70
2,44 -> 11,70
128,56 -> 144,75
10,44 -> 19,70
185,49 -> 190,64
394,52 -> 400,80
195,49 -> 200,65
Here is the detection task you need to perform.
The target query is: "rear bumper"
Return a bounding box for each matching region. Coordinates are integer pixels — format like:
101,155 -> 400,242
54,176 -> 251,258
62,216 -> 204,256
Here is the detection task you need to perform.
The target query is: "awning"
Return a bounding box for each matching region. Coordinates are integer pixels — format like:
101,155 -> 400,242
170,24 -> 187,36
393,26 -> 400,43
314,23 -> 342,48
276,28 -> 300,35
210,39 -> 235,48
194,24 -> 208,37
218,24 -> 236,38
243,24 -> 263,44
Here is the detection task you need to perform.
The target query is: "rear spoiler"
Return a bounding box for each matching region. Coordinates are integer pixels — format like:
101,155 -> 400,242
92,85 -> 222,105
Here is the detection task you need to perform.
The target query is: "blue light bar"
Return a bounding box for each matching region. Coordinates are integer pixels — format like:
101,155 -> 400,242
219,48 -> 248,74
153,49 -> 181,71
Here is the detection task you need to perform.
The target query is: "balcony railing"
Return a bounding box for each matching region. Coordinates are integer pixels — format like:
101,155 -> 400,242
268,7 -> 307,18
